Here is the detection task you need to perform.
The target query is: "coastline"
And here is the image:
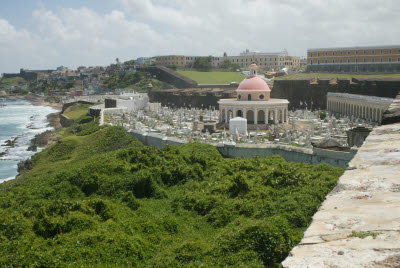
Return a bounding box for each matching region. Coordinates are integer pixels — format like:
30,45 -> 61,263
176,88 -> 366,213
0,94 -> 64,181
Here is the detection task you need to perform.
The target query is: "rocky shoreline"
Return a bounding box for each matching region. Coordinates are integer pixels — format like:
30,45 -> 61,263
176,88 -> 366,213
0,94 -> 64,176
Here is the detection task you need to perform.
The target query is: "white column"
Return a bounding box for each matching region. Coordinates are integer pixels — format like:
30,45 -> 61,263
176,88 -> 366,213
254,108 -> 258,124
243,108 -> 247,120
281,108 -> 284,123
265,108 -> 269,124
274,109 -> 277,123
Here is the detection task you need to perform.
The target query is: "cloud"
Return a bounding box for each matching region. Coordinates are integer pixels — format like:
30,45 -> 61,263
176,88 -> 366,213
0,0 -> 399,74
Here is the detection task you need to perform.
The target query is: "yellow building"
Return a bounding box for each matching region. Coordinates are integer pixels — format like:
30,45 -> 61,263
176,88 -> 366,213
155,55 -> 186,67
226,51 -> 300,71
307,45 -> 400,72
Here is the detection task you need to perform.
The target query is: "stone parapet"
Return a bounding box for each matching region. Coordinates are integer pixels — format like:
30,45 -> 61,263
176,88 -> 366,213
282,107 -> 400,267
382,92 -> 400,125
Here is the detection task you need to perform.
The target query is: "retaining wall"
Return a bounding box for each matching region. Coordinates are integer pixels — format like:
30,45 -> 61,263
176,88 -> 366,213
129,130 -> 356,168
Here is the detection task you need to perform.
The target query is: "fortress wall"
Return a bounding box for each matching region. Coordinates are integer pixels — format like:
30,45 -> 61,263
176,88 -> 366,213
272,78 -> 400,110
282,94 -> 400,267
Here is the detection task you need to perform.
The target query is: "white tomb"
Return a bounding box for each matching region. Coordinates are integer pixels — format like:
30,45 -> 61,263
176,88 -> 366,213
229,117 -> 247,135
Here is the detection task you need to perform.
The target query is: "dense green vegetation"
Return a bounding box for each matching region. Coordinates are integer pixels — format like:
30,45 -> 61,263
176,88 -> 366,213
104,71 -> 163,92
177,70 -> 246,84
274,72 -> 400,80
0,116 -> 344,267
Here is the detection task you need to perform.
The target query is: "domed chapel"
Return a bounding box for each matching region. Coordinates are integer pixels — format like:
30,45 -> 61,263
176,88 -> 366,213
218,63 -> 289,129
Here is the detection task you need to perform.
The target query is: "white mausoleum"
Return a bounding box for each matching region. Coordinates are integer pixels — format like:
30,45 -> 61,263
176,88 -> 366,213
218,63 -> 289,128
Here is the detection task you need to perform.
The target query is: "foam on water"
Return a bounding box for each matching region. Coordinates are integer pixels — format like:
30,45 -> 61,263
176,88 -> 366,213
0,99 -> 58,183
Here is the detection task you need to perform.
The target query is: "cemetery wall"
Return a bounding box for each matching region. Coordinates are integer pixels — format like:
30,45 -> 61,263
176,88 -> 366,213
129,130 -> 355,168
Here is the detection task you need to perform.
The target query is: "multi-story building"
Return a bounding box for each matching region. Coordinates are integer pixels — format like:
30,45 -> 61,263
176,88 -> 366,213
154,55 -> 186,67
307,45 -> 400,72
154,50 -> 300,71
225,49 -> 300,71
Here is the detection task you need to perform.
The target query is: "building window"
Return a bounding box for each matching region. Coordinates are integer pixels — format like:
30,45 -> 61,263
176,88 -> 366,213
389,50 -> 392,54
248,94 -> 251,101
325,52 -> 327,56
318,52 -> 320,57
333,52 -> 335,56
340,51 -> 343,55
340,59 -> 343,63
389,58 -> 392,62
310,60 -> 313,65
381,50 -> 383,54
238,94 -> 241,100
259,94 -> 264,100
325,60 -> 327,63
364,50 -> 366,54
372,58 -> 375,62
356,51 -> 358,55
372,50 -> 375,54
364,58 -> 366,62
348,59 -> 350,63
332,59 -> 335,63
398,58 -> 400,62
318,60 -> 320,64
381,58 -> 383,62
348,51 -> 350,55
355,59 -> 358,63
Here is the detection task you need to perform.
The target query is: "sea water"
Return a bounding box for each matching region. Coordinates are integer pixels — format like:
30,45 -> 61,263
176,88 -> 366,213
0,99 -> 58,183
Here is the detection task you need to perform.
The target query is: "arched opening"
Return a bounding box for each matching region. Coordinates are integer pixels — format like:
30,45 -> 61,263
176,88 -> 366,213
236,110 -> 243,117
248,94 -> 252,101
221,109 -> 225,122
257,110 -> 265,124
246,110 -> 254,124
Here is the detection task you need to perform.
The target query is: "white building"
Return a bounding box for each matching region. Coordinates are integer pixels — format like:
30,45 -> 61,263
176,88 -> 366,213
327,92 -> 393,123
218,63 -> 289,129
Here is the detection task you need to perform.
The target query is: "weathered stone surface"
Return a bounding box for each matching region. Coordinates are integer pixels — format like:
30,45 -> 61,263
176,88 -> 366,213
382,93 -> 400,125
282,121 -> 400,267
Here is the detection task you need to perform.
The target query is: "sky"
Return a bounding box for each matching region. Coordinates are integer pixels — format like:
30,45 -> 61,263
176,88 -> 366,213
0,0 -> 399,74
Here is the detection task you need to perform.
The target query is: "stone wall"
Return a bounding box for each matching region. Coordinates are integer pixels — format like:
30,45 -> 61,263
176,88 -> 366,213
282,96 -> 400,267
138,66 -> 197,88
59,114 -> 74,128
272,77 -> 400,110
129,130 -> 356,168
382,91 -> 400,124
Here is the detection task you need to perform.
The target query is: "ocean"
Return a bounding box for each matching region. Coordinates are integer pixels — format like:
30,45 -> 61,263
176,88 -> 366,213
0,98 -> 58,183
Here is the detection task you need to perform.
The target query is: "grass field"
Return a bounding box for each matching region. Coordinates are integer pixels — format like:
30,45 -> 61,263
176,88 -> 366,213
274,72 -> 400,80
177,70 -> 246,84
63,103 -> 92,119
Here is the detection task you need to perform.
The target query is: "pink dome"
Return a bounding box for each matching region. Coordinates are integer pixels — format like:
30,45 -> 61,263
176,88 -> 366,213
236,76 -> 271,92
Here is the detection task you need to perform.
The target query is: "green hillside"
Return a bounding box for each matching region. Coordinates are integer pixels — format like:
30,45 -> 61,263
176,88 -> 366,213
177,70 -> 246,84
0,115 -> 344,267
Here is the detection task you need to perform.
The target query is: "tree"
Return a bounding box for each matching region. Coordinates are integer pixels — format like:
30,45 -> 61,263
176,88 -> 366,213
220,59 -> 232,70
231,63 -> 241,70
124,60 -> 136,66
193,56 -> 212,71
